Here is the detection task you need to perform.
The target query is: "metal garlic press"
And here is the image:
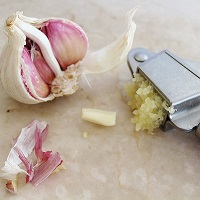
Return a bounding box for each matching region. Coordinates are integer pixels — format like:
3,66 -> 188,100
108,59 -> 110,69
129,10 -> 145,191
127,48 -> 200,137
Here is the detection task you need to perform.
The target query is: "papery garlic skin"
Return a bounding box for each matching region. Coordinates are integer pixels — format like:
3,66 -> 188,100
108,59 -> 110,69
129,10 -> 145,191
0,120 -> 63,192
80,7 -> 138,74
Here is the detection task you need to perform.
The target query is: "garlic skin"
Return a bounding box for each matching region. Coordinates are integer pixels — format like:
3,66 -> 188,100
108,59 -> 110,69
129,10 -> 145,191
0,8 -> 137,104
0,120 -> 63,192
80,7 -> 138,74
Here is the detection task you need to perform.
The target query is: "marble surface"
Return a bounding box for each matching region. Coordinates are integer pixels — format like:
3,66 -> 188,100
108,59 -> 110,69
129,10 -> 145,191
0,0 -> 200,199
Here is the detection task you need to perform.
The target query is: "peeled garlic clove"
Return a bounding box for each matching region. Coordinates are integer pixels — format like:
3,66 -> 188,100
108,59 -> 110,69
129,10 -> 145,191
82,108 -> 116,126
41,20 -> 88,70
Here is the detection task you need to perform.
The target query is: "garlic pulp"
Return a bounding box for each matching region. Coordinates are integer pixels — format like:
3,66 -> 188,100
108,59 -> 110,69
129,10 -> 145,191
0,7 -> 137,104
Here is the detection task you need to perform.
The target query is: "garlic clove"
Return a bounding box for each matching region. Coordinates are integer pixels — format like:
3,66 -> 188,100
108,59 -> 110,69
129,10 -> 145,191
22,47 -> 50,98
32,46 -> 55,84
41,19 -> 88,70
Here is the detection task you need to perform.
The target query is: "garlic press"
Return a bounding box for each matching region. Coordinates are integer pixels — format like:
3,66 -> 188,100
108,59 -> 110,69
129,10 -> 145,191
127,48 -> 200,137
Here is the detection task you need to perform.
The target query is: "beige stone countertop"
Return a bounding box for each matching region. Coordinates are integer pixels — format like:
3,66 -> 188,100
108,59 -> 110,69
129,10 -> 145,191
0,0 -> 200,199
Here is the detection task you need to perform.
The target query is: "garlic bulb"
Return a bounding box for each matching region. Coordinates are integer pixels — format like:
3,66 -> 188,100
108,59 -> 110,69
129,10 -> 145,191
0,7 -> 137,104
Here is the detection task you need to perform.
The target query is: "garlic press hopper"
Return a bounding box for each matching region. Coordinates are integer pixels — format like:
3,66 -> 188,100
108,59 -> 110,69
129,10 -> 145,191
127,48 -> 200,136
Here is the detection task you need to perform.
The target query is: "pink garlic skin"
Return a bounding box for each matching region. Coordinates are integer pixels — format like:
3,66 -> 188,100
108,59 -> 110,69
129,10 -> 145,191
41,20 -> 88,70
21,48 -> 50,98
1,120 -> 63,192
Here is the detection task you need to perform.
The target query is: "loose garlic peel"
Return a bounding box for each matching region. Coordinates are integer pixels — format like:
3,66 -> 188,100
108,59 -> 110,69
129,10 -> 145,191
81,7 -> 137,74
0,7 -> 137,104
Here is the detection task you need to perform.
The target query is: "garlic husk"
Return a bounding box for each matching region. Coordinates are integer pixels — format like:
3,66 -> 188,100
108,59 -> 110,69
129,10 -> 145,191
0,25 -> 54,104
80,7 -> 138,74
0,120 -> 63,192
0,120 -> 48,180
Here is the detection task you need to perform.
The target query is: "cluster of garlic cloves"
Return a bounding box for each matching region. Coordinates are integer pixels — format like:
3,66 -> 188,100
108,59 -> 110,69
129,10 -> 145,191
0,7 -> 137,104
0,12 -> 88,104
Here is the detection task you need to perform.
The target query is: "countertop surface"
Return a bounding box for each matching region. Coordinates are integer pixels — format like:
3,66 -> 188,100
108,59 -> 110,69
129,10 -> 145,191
0,0 -> 200,199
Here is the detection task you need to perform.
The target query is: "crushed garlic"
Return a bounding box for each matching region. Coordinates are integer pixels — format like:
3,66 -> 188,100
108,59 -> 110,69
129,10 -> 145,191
125,74 -> 167,133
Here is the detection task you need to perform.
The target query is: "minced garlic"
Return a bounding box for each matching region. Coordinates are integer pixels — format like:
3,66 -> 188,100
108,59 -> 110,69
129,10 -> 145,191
124,74 -> 166,133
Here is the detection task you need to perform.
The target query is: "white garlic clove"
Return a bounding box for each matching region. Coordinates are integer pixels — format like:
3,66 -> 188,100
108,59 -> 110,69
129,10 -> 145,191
81,108 -> 116,126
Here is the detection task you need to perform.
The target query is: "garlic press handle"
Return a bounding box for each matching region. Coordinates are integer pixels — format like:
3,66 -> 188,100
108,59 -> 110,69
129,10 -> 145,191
128,48 -> 200,137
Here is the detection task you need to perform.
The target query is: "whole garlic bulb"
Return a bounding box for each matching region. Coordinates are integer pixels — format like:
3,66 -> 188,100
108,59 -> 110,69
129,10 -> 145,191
0,7 -> 137,104
0,12 -> 88,104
